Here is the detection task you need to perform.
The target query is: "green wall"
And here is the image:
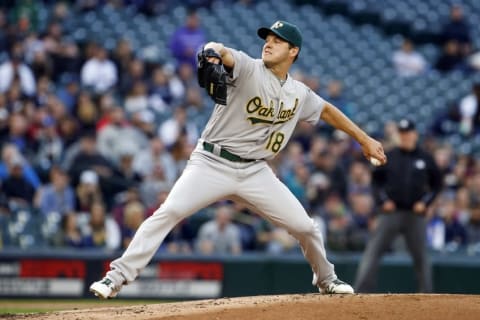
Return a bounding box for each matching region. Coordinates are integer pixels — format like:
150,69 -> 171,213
222,253 -> 480,296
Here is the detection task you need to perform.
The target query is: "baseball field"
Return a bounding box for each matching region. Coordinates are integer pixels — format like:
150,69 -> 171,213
1,294 -> 480,320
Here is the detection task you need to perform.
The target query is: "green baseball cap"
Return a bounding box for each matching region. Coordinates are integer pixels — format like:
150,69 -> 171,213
257,20 -> 302,49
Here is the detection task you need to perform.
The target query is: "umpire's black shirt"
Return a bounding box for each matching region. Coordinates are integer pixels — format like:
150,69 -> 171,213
373,146 -> 443,211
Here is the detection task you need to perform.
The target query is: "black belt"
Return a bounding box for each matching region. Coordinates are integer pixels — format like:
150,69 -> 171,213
202,142 -> 256,163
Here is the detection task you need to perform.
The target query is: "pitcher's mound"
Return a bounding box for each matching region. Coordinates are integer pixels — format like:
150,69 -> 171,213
8,294 -> 480,320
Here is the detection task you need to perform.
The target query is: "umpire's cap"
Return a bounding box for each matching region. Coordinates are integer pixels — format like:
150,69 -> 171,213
257,20 -> 302,49
397,118 -> 416,132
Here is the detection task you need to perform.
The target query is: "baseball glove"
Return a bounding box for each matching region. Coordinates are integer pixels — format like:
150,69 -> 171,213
197,47 -> 228,105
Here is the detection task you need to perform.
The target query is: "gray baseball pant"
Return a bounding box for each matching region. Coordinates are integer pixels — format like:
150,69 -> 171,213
106,147 -> 337,289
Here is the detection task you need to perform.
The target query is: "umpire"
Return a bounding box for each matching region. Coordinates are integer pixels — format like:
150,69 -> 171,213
355,118 -> 442,293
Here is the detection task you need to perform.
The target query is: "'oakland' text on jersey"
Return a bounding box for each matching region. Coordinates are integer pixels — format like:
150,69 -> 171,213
201,49 -> 326,160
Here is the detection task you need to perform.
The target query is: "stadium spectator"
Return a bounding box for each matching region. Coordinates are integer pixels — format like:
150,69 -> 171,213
11,0 -> 39,34
277,141 -> 305,180
324,80 -> 354,118
458,82 -> 480,136
33,75 -> 53,108
148,66 -> 176,113
348,192 -> 375,251
68,133 -> 111,185
110,187 -> 142,225
455,187 -> 472,225
51,1 -> 70,24
36,166 -> 74,216
158,105 -> 199,149
0,10 -> 6,53
469,50 -> 480,72
74,91 -> 98,134
329,129 -> 355,169
176,62 -> 196,90
75,170 -> 104,212
56,74 -> 80,113
429,194 -> 468,252
162,220 -> 195,253
430,102 -> 462,137
392,39 -> 427,77
440,5 -> 471,57
347,160 -> 372,196
115,148 -> 142,188
432,145 -> 455,185
32,115 -> 63,176
145,188 -> 169,218
284,162 -> 310,207
2,113 -> 30,156
27,39 -> 53,80
195,204 -> 242,255
442,197 -> 467,251
96,107 -> 148,164
121,201 -> 146,249
124,81 -> 149,115
95,93 -> 116,131
129,109 -> 157,140
112,38 -> 134,86
307,149 -> 347,211
53,39 -> 81,82
0,42 -> 36,96
120,58 -> 146,96
2,154 -> 35,206
266,227 -> 298,254
467,203 -> 480,254
80,44 -> 118,94
51,212 -> 84,248
139,161 -> 172,208
0,143 -> 40,189
355,119 -> 442,293
426,205 -> 445,251
434,40 -> 466,73
57,115 -> 79,148
321,192 -> 351,251
80,201 -> 121,250
184,86 -> 208,118
132,136 -> 176,184
169,9 -> 206,69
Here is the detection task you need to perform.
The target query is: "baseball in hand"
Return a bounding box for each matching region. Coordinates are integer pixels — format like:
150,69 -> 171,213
369,157 -> 381,166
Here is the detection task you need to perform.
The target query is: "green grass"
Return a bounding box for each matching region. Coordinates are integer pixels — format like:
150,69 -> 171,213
0,299 -> 165,315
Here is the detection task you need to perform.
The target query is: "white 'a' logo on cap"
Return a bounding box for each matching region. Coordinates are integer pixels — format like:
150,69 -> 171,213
272,21 -> 283,29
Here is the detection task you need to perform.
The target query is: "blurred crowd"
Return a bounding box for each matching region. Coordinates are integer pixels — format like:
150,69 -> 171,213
1,0 -> 480,257
392,5 -> 476,77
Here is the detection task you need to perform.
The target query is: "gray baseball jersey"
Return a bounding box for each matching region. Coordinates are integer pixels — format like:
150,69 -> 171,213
201,48 -> 326,160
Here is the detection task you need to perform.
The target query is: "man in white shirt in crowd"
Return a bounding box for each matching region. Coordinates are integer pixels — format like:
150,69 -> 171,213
0,42 -> 36,96
393,39 -> 427,77
459,82 -> 480,136
81,44 -> 118,94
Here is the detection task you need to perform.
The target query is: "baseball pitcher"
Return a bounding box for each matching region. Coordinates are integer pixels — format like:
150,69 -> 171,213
90,20 -> 386,298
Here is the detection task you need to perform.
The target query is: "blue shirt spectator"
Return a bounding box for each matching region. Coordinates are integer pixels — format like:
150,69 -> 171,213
0,144 -> 41,189
37,167 -> 75,216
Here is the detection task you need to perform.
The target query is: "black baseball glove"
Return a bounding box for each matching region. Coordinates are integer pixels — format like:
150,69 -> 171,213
197,47 -> 228,105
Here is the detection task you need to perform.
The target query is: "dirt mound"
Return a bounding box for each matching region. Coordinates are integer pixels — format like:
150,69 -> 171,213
5,294 -> 480,320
